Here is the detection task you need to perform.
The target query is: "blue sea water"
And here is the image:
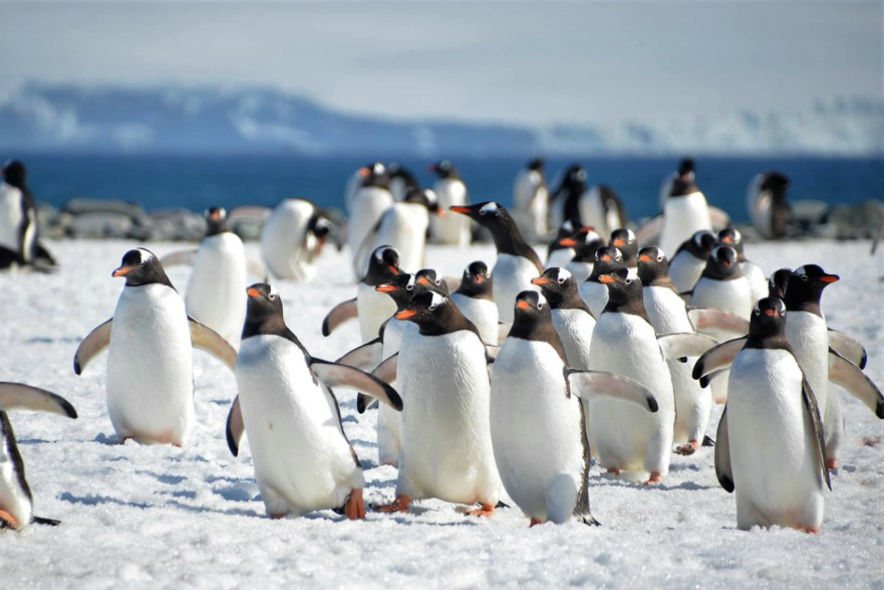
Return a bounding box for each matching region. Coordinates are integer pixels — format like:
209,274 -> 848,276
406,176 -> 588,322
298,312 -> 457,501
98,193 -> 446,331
13,153 -> 884,224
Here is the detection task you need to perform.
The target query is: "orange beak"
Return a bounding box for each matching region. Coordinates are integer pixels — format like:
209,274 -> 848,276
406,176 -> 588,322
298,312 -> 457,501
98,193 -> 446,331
417,277 -> 432,286
112,266 -> 131,277
473,274 -> 485,283
639,254 -> 653,263
516,300 -> 532,311
531,277 -> 551,286
247,287 -> 262,298
376,284 -> 397,293
764,308 -> 779,317
395,309 -> 417,320
721,236 -> 733,244
599,275 -> 616,284
613,239 -> 626,247
388,265 -> 401,275
820,275 -> 839,283
558,238 -> 578,247
210,211 -> 222,221
358,167 -> 370,177
599,255 -> 612,262
449,206 -> 471,215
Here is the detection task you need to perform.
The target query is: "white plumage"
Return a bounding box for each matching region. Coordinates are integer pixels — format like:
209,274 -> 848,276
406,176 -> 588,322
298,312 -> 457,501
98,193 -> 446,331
186,232 -> 247,347
659,192 -> 712,259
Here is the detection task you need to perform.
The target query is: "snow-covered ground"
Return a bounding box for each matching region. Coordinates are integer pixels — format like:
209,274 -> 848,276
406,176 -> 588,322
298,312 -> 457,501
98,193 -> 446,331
0,239 -> 882,590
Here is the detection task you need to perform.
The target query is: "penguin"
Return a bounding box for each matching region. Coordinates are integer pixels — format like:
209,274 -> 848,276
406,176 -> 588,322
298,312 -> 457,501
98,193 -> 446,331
579,184 -> 628,241
354,187 -> 441,275
73,248 -> 237,446
490,291 -> 660,525
230,283 -> 402,519
387,163 -> 419,202
428,160 -> 470,245
546,221 -> 578,269
260,198 -> 336,282
713,296 -> 830,532
547,164 -> 586,230
578,245 -> 624,319
637,246 -> 712,454
609,228 -> 639,279
718,228 -> 768,305
372,290 -> 504,516
451,261 -> 499,346
348,163 -> 393,278
0,382 -> 78,529
0,160 -> 56,271
563,229 -> 605,284
449,202 -> 542,324
512,157 -> 549,241
658,158 -> 696,211
668,230 -> 717,294
322,245 -> 403,343
747,172 -> 790,239
531,267 -> 596,370
658,172 -> 712,259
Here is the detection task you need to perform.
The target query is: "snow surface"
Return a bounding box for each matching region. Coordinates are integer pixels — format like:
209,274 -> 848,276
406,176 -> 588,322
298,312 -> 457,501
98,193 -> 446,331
0,239 -> 882,590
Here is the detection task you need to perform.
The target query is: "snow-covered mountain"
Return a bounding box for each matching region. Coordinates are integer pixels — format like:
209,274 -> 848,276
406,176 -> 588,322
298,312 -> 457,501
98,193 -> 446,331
0,83 -> 880,156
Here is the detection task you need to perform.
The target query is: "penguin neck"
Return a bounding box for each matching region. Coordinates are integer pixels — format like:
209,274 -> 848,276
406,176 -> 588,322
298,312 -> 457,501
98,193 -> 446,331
701,264 -> 744,281
455,278 -> 493,300
602,288 -> 650,322
783,291 -> 823,318
488,215 -> 542,271
415,305 -> 479,338
745,329 -> 792,352
508,314 -> 567,364
544,284 -> 590,313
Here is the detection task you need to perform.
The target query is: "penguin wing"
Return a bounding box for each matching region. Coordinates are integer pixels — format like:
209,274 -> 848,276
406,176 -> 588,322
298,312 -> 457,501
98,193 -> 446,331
828,348 -> 884,419
687,308 -> 750,337
699,367 -> 729,389
564,369 -> 659,412
309,358 -> 402,411
657,333 -> 719,362
0,382 -> 77,418
73,318 -> 113,375
188,318 -> 238,371
371,353 -> 398,384
634,214 -> 662,248
801,377 -> 832,491
714,407 -> 734,492
828,329 -> 868,369
334,338 -> 384,371
709,206 -> 730,228
225,395 -> 244,457
692,337 -> 747,380
321,298 -> 358,337
159,249 -> 197,268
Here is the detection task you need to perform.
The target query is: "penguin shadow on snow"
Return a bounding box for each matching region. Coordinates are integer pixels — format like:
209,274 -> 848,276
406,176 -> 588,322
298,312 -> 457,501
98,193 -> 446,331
590,471 -> 713,492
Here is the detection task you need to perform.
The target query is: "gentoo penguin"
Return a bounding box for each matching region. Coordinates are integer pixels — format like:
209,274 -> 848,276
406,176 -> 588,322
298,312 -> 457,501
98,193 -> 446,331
579,184 -> 627,241
260,198 -> 335,282
231,283 -> 402,519
512,157 -> 549,241
348,163 -> 393,278
387,163 -> 419,202
322,245 -> 403,343
578,245 -> 624,319
659,158 -> 696,211
354,187 -> 440,275
0,382 -> 78,529
638,247 -> 712,454
669,230 -> 717,294
718,228 -> 768,304
428,160 -> 470,245
373,291 -> 504,515
747,172 -> 790,239
73,248 -> 237,446
450,202 -> 542,324
713,296 -> 830,532
531,267 -> 596,370
610,228 -> 638,278
659,172 -> 712,259
563,229 -> 605,284
546,221 -> 578,269
451,261 -> 499,346
547,164 -> 586,230
0,160 -> 56,271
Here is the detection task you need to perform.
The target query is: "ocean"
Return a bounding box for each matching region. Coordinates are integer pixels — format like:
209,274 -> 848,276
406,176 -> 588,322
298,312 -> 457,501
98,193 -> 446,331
14,153 -> 884,223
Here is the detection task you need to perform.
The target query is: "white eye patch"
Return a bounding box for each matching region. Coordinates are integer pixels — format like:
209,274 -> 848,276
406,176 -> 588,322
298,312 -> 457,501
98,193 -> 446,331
428,292 -> 447,311
479,202 -> 498,214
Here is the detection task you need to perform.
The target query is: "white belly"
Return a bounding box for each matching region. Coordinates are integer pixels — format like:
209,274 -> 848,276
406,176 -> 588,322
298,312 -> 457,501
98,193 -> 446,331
660,193 -> 711,259
430,179 -> 470,245
669,253 -> 706,294
186,233 -> 247,347
357,282 -> 397,342
491,338 -> 583,522
260,199 -> 314,281
0,183 -> 23,251
452,294 -> 498,345
396,330 -> 502,504
0,420 -> 32,526
578,187 -> 606,234
349,187 -> 393,275
727,348 -> 824,530
546,248 -> 575,269
107,284 -> 195,445
551,308 -> 595,369
578,280 -> 609,319
741,261 -> 769,304
564,260 -> 594,284
237,335 -> 363,516
492,253 -> 540,324
364,205 -> 429,274
785,312 -> 830,419
376,319 -> 416,466
691,277 -> 753,338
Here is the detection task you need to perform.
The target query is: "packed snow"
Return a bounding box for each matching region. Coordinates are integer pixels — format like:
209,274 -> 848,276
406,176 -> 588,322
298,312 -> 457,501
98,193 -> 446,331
0,238 -> 881,589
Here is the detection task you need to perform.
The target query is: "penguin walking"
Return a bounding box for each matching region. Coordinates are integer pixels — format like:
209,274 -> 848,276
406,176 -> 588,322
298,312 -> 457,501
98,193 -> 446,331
229,283 -> 402,519
490,291 -> 659,525
450,202 -> 542,325
578,245 -> 624,319
747,172 -> 790,239
658,158 -> 696,212
668,230 -> 717,294
260,198 -> 335,282
512,158 -> 549,241
428,160 -> 470,245
0,382 -> 78,529
0,160 -> 56,271
348,163 -> 393,278
373,291 -> 504,516
718,228 -> 768,305
712,297 -> 830,532
73,248 -> 237,446
451,261 -> 499,346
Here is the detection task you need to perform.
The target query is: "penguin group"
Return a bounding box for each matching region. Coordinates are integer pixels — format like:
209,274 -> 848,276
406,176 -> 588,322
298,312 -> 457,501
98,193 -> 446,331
0,156 -> 881,538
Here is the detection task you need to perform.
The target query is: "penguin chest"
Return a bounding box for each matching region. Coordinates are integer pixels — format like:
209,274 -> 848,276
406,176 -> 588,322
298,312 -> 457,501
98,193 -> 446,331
0,184 -> 23,251
785,312 -> 830,415
373,206 -> 429,273
493,254 -> 540,324
236,336 -> 360,512
452,294 -> 498,345
186,233 -> 248,344
565,261 -> 594,284
357,282 -> 397,342
260,199 -> 313,280
551,308 -> 595,369
669,253 -> 705,294
546,248 -> 575,270
349,188 -> 393,252
660,193 -> 711,257
691,277 -> 753,332
0,416 -> 32,526
642,286 -> 693,335
578,281 -> 609,319
741,261 -> 769,303
107,284 -> 194,443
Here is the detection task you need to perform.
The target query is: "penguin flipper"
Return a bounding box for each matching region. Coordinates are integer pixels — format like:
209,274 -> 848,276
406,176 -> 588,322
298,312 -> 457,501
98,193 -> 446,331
322,298 -> 358,337
371,353 -> 399,385
309,358 -> 402,411
159,249 -> 197,268
692,337 -> 747,380
699,368 -> 728,389
225,395 -> 244,457
32,516 -> 61,526
73,318 -> 113,375
827,329 -> 868,369
687,308 -> 750,337
634,214 -> 662,248
0,382 -> 77,418
564,369 -> 658,412
657,332 -> 719,362
801,378 -> 832,491
828,348 -> 883,419
188,318 -> 238,371
334,338 -> 383,371
714,407 -> 734,492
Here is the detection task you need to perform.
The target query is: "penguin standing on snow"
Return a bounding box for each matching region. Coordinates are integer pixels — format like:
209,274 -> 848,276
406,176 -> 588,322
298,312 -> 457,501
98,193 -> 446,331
610,228 -> 639,279
451,261 -> 499,346
658,168 -> 712,259
669,230 -> 717,294
348,163 -> 393,278
747,172 -> 790,239
563,229 -> 605,284
428,160 -> 470,245
546,221 -> 578,269
260,198 -> 335,282
0,160 -> 57,271
512,157 -> 549,241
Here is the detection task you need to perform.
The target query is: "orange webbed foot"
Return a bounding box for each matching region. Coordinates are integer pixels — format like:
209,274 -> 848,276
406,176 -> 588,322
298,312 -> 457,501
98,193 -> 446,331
644,471 -> 662,485
606,467 -> 621,476
529,518 -> 545,527
675,440 -> 699,456
465,503 -> 495,517
0,509 -> 21,530
826,458 -> 837,471
372,494 -> 411,514
345,489 -> 366,520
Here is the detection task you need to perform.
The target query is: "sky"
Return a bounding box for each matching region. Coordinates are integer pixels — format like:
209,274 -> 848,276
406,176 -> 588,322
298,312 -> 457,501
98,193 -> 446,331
1,1 -> 882,126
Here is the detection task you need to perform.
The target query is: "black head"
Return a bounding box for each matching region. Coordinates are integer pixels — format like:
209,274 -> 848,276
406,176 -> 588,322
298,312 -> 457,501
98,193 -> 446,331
363,246 -> 403,286
702,245 -> 743,281
768,268 -> 793,299
717,228 -> 745,258
760,171 -> 790,200
677,158 -> 695,178
531,267 -> 578,308
571,237 -> 606,263
395,290 -> 474,336
449,201 -> 508,225
450,201 -> 539,267
1,160 -> 26,188
588,245 -> 625,281
784,264 -> 839,313
637,247 -> 669,285
429,160 -> 458,179
749,296 -> 787,340
455,261 -> 492,298
598,267 -> 645,317
414,268 -> 449,296
609,229 -> 637,265
548,221 -> 579,254
387,163 -> 418,186
307,214 -> 333,239
112,248 -> 174,288
513,290 -> 552,327
204,207 -> 230,235
375,272 -> 416,310
677,229 -> 717,260
404,187 -> 442,216
358,162 -> 389,189
527,158 -> 545,171
243,283 -> 286,337
566,164 -> 587,184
